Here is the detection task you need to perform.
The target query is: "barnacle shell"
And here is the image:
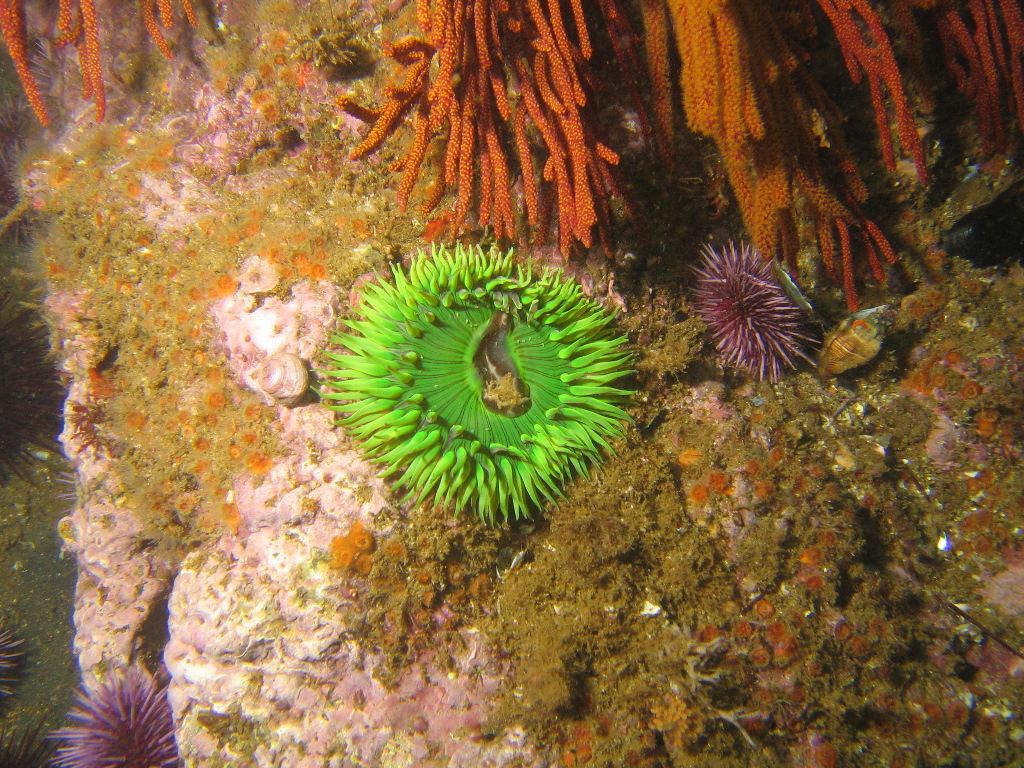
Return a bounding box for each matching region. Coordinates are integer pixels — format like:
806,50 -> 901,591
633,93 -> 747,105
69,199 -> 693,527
817,305 -> 893,378
255,353 -> 309,406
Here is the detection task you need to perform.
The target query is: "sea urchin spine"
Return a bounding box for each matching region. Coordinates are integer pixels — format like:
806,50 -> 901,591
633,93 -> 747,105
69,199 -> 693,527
320,244 -> 634,525
693,242 -> 815,382
0,624 -> 23,697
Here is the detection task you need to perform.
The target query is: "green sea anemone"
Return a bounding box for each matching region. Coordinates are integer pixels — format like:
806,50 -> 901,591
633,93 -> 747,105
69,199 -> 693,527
320,244 -> 634,525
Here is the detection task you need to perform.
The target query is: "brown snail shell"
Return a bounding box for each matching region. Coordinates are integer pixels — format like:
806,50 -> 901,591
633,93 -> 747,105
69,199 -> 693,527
255,352 -> 309,406
817,305 -> 892,378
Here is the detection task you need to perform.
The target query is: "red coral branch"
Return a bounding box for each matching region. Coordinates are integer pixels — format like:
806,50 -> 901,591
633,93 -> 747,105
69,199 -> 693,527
0,0 -> 50,124
925,0 -> 1024,152
815,0 -> 929,182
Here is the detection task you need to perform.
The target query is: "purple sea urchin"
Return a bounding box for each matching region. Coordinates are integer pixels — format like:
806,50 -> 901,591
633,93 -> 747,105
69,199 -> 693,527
54,669 -> 178,768
693,242 -> 815,382
0,290 -> 64,479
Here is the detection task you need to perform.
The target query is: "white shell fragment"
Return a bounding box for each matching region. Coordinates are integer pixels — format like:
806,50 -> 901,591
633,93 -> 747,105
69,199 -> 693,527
640,601 -> 663,617
254,352 -> 309,406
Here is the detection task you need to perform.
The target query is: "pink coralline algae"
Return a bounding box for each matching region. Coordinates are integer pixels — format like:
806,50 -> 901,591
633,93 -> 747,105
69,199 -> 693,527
211,261 -> 337,406
123,84 -> 298,234
166,461 -> 540,765
47,289 -> 176,691
923,412 -> 963,471
965,637 -> 1024,685
60,497 -> 175,684
682,382 -> 743,440
165,279 -> 548,766
980,557 -> 1024,627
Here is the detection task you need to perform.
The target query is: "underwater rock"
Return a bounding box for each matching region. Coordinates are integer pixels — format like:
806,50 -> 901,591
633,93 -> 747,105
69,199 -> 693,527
168,290 -> 549,766
47,289 -> 176,692
60,498 -> 175,688
165,405 -> 548,768
944,178 -> 1024,267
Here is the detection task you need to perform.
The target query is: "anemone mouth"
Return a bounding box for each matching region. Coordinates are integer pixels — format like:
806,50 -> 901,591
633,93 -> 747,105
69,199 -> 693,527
321,244 -> 634,525
474,311 -> 531,418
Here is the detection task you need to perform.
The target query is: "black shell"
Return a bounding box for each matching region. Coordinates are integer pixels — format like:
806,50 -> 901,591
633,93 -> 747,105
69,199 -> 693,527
944,178 -> 1024,267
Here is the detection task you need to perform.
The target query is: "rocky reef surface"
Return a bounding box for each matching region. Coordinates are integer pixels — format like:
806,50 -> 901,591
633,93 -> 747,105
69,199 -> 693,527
13,0 -> 1024,764
47,268 -> 547,765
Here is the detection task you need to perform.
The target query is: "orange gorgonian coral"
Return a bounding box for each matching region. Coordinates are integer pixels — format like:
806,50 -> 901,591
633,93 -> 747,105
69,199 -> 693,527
0,0 -> 197,125
645,0 -> 915,310
647,0 -> 1024,309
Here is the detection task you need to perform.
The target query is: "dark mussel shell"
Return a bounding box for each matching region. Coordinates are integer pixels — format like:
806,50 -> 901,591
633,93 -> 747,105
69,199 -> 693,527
944,178 -> 1024,267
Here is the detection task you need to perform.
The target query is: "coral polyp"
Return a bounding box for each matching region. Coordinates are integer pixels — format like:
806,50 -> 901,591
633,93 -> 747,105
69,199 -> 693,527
321,245 -> 634,525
